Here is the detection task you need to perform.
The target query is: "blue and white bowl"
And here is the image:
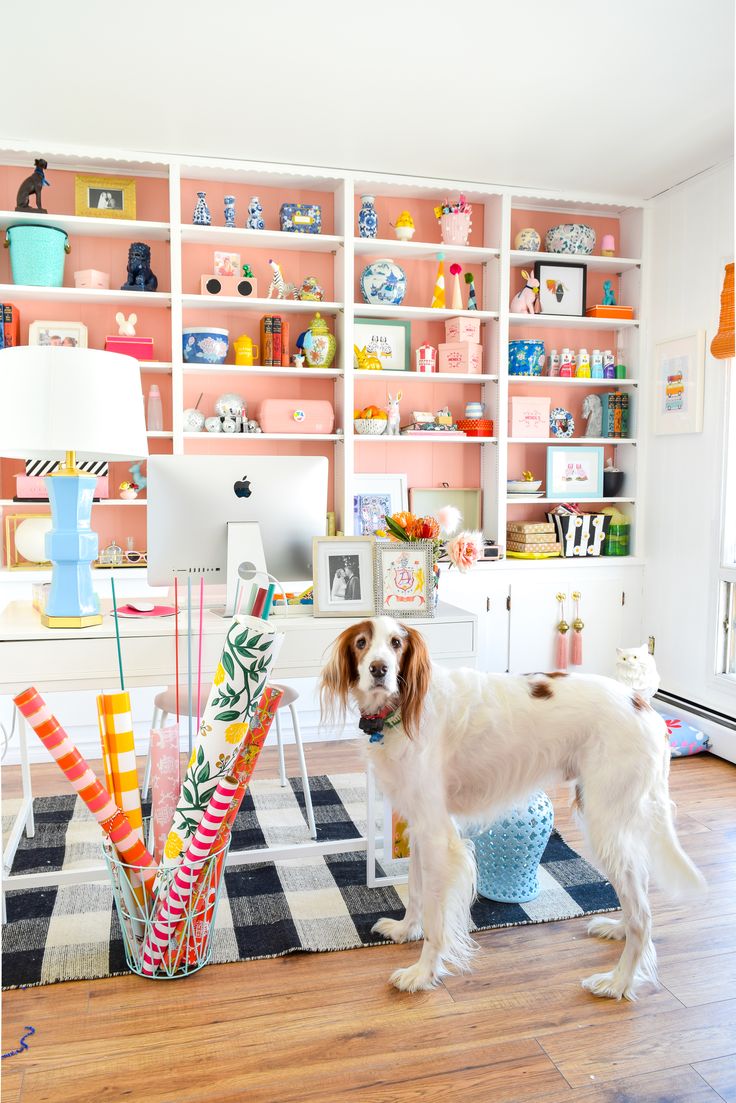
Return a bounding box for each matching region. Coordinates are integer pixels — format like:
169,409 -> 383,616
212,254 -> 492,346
359,258 -> 407,306
545,223 -> 596,255
182,327 -> 229,365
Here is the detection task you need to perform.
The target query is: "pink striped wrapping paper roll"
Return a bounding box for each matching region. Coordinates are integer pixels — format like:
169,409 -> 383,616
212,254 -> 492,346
140,774 -> 238,976
13,687 -> 158,897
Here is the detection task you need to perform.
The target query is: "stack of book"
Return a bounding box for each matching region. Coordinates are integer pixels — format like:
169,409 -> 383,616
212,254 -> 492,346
260,314 -> 290,367
0,302 -> 19,349
506,520 -> 561,557
602,391 -> 630,438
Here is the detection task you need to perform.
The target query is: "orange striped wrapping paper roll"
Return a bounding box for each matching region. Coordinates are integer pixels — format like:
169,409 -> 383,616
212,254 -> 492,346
13,687 -> 158,896
172,685 -> 284,967
97,691 -> 144,841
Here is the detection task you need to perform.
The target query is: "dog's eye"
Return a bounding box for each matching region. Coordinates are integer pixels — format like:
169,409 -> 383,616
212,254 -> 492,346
391,637 -> 401,649
356,637 -> 366,650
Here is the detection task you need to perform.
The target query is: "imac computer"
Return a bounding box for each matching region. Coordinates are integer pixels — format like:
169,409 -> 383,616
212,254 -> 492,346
147,455 -> 329,611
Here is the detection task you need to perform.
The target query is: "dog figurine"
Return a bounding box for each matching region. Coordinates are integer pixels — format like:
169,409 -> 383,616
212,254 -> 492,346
15,158 -> 50,213
320,617 -> 705,1000
121,243 -> 158,293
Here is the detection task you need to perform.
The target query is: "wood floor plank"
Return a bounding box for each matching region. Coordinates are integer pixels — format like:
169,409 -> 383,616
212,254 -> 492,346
661,951 -> 736,1007
693,1054 -> 736,1102
539,999 -> 736,1087
0,1066 -> 24,1103
514,1064 -> 726,1103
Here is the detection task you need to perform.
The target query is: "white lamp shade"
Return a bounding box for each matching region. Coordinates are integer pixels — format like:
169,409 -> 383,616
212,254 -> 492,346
0,346 -> 149,462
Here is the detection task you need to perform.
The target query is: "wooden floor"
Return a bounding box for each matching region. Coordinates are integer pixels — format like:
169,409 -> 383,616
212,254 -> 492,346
2,747 -> 735,1103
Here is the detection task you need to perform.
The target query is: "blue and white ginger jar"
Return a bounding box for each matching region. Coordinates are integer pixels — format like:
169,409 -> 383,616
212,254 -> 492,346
358,195 -> 378,238
247,196 -> 265,231
360,258 -> 407,306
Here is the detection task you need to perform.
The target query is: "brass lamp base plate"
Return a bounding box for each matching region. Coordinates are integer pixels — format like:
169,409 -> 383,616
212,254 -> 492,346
41,612 -> 104,629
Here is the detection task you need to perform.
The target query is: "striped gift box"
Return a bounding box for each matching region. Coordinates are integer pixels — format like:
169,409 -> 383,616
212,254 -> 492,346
25,459 -> 109,476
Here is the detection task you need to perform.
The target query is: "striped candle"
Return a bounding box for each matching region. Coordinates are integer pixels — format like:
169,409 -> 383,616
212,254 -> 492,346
140,775 -> 238,976
13,687 -> 158,896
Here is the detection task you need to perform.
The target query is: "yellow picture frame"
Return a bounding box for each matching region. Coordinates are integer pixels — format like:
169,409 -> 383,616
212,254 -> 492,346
75,174 -> 136,220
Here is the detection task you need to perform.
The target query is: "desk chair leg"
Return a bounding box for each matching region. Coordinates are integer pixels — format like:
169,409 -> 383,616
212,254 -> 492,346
18,712 -> 35,838
274,710 -> 287,788
289,703 -> 316,840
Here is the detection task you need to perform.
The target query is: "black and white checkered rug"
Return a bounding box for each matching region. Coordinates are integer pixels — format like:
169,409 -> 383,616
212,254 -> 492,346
2,773 -> 618,989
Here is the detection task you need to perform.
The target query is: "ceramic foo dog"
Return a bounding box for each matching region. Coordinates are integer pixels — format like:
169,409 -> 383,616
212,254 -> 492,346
15,158 -> 51,213
121,242 -> 158,292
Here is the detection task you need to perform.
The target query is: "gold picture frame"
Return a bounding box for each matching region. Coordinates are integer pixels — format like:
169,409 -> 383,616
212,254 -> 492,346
75,174 -> 136,220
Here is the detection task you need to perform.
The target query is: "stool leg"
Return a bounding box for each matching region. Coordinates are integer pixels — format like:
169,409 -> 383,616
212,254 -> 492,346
290,703 -> 316,840
275,710 -> 287,788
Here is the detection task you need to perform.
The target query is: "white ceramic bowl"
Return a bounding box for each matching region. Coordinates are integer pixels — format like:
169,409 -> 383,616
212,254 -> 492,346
354,418 -> 387,435
507,480 -> 542,493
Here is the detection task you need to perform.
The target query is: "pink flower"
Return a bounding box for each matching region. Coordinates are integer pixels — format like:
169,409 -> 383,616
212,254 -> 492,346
445,531 -> 482,572
435,505 -> 461,535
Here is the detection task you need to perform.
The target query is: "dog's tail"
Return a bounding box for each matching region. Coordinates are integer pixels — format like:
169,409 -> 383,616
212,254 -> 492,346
647,785 -> 707,900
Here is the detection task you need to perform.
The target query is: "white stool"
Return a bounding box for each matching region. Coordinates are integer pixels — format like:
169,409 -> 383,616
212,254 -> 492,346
142,682 -> 316,839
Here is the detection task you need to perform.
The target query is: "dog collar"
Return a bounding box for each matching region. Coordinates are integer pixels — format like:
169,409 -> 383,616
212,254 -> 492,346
358,706 -> 402,743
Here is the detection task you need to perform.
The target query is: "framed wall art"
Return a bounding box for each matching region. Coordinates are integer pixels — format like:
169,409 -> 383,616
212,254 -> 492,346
409,487 -> 482,530
534,260 -> 587,317
653,331 -> 705,435
312,536 -> 376,617
546,445 -> 604,500
353,473 -> 408,535
28,320 -> 88,348
75,174 -> 136,220
354,317 -> 411,372
375,539 -> 434,618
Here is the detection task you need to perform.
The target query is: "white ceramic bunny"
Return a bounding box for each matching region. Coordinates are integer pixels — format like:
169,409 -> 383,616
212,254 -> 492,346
115,312 -> 137,336
386,390 -> 403,436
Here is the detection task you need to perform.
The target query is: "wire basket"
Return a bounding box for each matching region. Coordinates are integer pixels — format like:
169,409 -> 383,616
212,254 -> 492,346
103,820 -> 230,979
471,792 -> 554,904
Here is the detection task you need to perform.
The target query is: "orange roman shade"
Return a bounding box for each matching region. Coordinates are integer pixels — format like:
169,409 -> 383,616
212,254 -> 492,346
711,262 -> 735,360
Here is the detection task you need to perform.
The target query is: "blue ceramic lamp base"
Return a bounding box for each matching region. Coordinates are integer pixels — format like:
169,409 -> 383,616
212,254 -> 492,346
41,469 -> 102,629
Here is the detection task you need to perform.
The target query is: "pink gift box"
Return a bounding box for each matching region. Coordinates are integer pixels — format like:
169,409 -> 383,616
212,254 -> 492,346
74,269 -> 110,290
105,335 -> 155,360
438,342 -> 483,374
445,316 -> 481,343
15,475 -> 109,499
509,396 -> 551,438
258,398 -> 334,434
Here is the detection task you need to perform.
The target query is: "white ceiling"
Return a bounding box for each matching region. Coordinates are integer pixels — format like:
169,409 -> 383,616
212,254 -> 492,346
3,0 -> 733,199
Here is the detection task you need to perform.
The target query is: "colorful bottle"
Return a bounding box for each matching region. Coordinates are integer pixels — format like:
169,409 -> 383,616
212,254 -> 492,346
147,384 -> 163,431
559,348 -> 574,377
548,348 -> 560,376
591,349 -> 603,378
603,349 -> 616,378
576,348 -> 591,378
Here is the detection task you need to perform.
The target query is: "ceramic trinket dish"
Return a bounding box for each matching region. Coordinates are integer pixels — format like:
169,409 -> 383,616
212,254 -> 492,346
545,223 -> 596,255
359,258 -> 407,306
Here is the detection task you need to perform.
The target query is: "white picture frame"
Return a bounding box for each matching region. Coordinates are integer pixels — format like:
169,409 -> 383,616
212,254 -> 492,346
352,473 -> 408,535
653,332 -> 705,435
28,320 -> 88,348
374,539 -> 435,619
312,536 -> 376,617
354,318 -> 411,372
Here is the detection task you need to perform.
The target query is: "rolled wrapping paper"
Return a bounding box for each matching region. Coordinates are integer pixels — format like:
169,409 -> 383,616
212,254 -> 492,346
149,724 -> 181,863
141,774 -> 239,976
97,691 -> 143,842
13,687 -> 158,896
96,697 -> 114,798
160,615 -> 283,872
171,685 -> 284,967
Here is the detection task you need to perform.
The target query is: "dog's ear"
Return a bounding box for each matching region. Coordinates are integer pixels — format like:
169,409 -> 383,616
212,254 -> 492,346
319,622 -> 367,729
398,626 -> 431,739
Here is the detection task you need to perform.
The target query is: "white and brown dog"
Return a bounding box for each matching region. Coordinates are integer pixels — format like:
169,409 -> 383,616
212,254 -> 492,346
320,616 -> 705,999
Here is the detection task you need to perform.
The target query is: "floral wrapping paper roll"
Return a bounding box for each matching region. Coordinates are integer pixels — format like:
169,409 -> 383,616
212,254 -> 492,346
160,615 -> 283,871
149,725 -> 181,863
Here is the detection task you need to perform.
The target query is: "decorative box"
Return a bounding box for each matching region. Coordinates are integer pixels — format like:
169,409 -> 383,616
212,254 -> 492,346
585,305 -> 635,320
601,392 -> 630,438
438,341 -> 482,374
445,315 -> 481,343
510,396 -> 551,437
74,269 -> 110,289
457,418 -> 494,437
279,203 -> 322,234
17,459 -> 109,499
507,521 -> 555,536
508,339 -> 545,376
200,274 -> 257,297
546,512 -> 610,557
258,398 -> 334,434
105,335 -> 154,361
415,343 -> 437,372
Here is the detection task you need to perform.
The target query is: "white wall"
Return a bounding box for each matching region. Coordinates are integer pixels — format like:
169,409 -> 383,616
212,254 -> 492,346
644,160 -> 735,724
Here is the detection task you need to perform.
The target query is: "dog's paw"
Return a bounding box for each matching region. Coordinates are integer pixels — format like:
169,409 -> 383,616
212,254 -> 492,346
587,916 -> 626,940
390,962 -> 438,992
581,970 -> 637,1001
372,917 -> 423,944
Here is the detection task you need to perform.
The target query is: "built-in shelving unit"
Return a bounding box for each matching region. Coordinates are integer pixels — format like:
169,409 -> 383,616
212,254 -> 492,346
0,141 -> 649,569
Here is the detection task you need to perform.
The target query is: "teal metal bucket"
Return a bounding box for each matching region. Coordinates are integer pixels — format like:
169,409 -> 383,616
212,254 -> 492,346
5,224 -> 70,287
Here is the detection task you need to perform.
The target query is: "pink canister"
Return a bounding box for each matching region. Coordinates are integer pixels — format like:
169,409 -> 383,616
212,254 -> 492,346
415,343 -> 437,373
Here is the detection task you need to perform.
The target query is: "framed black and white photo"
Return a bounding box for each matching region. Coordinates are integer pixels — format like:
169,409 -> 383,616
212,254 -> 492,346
75,174 -> 136,220
312,536 -> 376,617
534,260 -> 587,317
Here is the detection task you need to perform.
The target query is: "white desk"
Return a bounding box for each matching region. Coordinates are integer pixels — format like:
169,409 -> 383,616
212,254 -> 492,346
1,601 -> 477,898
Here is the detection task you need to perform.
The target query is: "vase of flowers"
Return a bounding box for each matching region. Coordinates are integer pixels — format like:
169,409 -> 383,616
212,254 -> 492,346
380,506 -> 482,610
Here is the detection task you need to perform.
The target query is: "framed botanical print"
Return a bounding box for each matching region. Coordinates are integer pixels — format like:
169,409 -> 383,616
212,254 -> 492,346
546,446 -> 604,500
374,539 -> 434,618
534,260 -> 587,317
312,536 -> 376,617
354,318 -> 411,372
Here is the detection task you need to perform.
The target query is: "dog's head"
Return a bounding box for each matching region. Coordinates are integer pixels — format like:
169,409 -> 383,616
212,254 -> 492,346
319,616 -> 431,739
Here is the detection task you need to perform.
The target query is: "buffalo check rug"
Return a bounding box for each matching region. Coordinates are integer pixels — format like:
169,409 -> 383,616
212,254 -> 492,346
2,773 -> 619,989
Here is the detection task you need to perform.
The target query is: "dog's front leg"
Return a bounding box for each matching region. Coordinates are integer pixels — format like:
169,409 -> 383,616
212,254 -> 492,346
390,822 -> 476,992
372,834 -> 423,944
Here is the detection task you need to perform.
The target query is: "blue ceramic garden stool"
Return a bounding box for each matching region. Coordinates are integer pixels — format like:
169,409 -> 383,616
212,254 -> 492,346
471,791 -> 554,903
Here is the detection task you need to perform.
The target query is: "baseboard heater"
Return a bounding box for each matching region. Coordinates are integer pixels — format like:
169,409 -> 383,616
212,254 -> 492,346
655,691 -> 736,731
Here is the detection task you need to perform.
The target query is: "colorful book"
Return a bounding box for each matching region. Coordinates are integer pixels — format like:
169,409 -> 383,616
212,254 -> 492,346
280,318 -> 290,366
261,315 -> 273,366
272,315 -> 282,367
3,303 -> 19,348
0,305 -> 4,350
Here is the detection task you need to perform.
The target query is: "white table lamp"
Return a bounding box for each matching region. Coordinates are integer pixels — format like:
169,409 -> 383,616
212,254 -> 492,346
0,346 -> 148,627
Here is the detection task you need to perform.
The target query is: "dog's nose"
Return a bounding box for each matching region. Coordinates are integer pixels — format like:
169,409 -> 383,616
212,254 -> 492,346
370,661 -> 388,680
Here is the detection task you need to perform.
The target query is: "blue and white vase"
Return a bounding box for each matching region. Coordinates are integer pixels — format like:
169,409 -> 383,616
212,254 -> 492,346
224,195 -> 236,228
247,195 -> 265,231
358,195 -> 378,238
192,191 -> 211,226
359,258 -> 407,306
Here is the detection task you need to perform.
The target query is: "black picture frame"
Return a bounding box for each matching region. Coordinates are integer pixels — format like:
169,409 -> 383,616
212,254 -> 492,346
534,260 -> 587,317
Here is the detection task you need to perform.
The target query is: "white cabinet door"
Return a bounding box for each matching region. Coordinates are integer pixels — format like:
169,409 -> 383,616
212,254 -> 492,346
440,569 -> 511,672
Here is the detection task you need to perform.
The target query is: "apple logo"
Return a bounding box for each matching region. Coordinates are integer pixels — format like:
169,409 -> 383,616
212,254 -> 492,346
233,474 -> 252,499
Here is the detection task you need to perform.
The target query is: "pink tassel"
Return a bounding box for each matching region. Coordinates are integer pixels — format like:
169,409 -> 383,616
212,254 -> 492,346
555,629 -> 568,671
571,628 -> 582,666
